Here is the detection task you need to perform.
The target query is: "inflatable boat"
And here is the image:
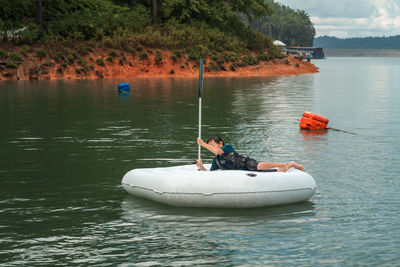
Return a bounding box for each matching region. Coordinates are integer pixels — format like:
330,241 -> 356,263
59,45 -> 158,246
121,164 -> 317,208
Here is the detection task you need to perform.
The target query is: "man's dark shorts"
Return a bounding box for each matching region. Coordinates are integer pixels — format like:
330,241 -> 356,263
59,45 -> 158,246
244,157 -> 258,171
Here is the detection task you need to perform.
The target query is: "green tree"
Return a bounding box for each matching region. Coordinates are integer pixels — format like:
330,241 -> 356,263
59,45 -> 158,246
152,0 -> 157,26
36,0 -> 43,30
160,0 -> 272,26
0,0 -> 282,54
250,0 -> 315,46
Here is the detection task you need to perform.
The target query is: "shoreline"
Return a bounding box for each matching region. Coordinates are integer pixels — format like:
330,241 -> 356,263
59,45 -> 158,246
324,48 -> 400,57
1,49 -> 318,81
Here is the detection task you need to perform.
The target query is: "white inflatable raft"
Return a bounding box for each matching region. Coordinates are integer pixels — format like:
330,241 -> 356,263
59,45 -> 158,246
121,164 -> 317,208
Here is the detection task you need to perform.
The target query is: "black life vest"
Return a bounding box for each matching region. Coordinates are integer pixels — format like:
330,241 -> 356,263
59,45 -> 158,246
215,152 -> 254,170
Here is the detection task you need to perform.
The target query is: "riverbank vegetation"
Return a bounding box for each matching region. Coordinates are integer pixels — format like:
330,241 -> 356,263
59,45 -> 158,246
0,0 -> 316,80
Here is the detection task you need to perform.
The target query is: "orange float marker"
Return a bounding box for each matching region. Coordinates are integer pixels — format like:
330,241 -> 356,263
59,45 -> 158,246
299,111 -> 329,130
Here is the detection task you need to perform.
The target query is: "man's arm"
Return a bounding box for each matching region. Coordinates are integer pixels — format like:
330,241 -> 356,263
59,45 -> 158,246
197,137 -> 223,155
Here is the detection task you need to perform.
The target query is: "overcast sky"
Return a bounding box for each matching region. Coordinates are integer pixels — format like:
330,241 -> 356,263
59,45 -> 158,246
274,0 -> 400,38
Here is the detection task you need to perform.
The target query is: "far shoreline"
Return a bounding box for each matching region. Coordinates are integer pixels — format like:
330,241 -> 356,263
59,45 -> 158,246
324,48 -> 400,57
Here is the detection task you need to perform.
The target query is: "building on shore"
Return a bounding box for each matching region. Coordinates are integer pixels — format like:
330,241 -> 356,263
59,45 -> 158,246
287,46 -> 325,59
273,40 -> 287,55
0,26 -> 28,40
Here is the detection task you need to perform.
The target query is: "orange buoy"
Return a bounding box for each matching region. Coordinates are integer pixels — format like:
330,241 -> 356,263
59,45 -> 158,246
299,111 -> 329,130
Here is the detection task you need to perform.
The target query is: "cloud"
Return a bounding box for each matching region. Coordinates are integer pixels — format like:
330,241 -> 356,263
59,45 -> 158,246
274,0 -> 400,37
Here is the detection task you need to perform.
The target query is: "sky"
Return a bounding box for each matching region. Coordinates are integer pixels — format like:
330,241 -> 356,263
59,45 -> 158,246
274,0 -> 400,38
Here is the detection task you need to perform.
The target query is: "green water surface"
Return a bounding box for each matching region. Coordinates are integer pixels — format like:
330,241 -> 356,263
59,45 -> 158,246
1,58 -> 399,265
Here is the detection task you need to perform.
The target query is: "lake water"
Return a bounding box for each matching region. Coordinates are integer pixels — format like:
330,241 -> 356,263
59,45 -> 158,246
1,57 -> 399,266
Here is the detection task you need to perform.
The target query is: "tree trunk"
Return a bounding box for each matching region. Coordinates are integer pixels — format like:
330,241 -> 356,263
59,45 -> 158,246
36,0 -> 43,29
152,0 -> 157,26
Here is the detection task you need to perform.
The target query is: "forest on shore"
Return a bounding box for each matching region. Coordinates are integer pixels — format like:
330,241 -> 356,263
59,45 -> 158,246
0,0 -> 316,80
250,0 -> 315,47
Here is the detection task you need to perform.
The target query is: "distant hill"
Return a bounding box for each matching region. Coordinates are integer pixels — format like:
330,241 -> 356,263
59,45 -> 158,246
314,35 -> 400,49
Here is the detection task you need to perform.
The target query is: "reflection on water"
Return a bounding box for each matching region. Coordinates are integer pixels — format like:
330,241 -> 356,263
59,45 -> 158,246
299,129 -> 328,140
119,197 -> 318,266
121,196 -> 317,221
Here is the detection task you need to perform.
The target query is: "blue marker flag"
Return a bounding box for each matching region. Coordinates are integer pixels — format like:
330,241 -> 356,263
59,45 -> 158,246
199,59 -> 204,98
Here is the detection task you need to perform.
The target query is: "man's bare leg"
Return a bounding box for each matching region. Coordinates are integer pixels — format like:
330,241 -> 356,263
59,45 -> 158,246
257,161 -> 305,172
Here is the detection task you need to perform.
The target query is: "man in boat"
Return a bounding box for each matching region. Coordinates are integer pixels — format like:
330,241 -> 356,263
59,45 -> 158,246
196,134 -> 305,172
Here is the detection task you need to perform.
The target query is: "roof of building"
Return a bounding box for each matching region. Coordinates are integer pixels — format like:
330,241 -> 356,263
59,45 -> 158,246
273,40 -> 286,47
